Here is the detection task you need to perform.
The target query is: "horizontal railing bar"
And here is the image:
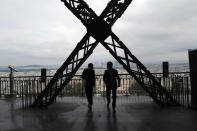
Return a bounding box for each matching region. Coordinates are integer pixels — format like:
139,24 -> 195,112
0,71 -> 189,79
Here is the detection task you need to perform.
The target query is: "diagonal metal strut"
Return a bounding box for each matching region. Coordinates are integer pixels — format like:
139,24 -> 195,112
32,33 -> 99,106
32,0 -> 179,107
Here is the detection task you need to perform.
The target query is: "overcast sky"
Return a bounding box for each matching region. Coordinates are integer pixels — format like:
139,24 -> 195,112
0,0 -> 196,66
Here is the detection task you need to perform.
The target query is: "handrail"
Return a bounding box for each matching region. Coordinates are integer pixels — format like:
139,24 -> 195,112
0,71 -> 190,78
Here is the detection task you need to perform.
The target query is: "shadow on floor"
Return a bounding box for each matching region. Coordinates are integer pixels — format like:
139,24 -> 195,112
0,96 -> 197,131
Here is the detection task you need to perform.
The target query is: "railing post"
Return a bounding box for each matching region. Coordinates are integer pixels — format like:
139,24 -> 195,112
9,71 -> 14,96
163,61 -> 169,78
0,78 -> 1,97
189,49 -> 197,109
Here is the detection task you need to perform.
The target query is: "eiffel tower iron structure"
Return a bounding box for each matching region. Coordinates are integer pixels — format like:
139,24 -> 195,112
32,0 -> 179,107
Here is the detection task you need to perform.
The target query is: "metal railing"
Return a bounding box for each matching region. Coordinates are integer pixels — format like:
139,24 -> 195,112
0,72 -> 191,108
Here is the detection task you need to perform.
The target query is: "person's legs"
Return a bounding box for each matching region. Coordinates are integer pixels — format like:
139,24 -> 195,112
112,87 -> 117,110
85,86 -> 93,106
88,87 -> 93,105
106,87 -> 111,107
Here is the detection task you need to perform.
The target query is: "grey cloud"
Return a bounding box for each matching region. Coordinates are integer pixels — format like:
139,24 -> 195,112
111,0 -> 197,64
0,0 -> 196,66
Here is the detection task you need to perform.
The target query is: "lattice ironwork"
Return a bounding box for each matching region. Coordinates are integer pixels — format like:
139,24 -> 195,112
32,0 -> 179,107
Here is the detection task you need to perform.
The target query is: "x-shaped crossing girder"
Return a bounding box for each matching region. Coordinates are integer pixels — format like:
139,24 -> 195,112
61,0 -> 132,41
32,0 -> 179,107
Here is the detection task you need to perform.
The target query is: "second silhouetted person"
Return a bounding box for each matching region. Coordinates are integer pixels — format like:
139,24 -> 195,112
103,61 -> 120,111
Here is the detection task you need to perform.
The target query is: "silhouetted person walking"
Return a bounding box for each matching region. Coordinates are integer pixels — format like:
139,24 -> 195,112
82,63 -> 95,110
103,61 -> 120,111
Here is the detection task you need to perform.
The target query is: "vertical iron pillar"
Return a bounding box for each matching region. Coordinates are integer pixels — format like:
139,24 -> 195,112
9,70 -> 14,95
189,49 -> 197,108
163,61 -> 169,78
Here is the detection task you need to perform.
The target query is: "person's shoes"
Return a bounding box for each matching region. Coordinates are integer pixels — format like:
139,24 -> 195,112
107,102 -> 110,108
112,104 -> 116,111
112,106 -> 116,113
88,104 -> 92,110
